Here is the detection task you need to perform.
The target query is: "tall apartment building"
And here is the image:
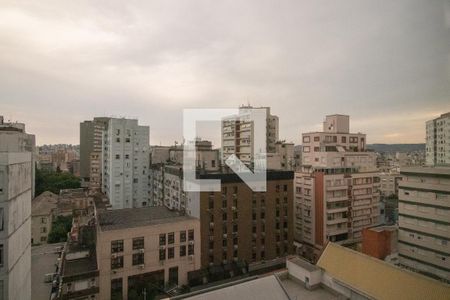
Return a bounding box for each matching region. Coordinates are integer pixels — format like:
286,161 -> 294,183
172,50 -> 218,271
186,171 -> 294,268
426,112 -> 450,166
102,118 -> 150,209
96,206 -> 200,300
0,116 -> 34,300
222,106 -> 279,166
295,115 -> 380,261
398,167 -> 450,282
80,117 -> 110,189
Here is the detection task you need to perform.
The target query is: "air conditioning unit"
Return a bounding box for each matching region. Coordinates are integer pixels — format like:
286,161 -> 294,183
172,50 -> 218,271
159,245 -> 166,250
138,264 -> 145,269
188,240 -> 195,245
139,248 -> 145,253
111,253 -> 118,258
188,255 -> 194,261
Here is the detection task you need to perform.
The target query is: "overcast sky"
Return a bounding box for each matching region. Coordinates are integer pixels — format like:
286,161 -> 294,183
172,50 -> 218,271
1,1 -> 449,146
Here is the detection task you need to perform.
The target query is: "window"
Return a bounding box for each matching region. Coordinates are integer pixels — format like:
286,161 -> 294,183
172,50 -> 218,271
159,249 -> 166,261
303,136 -> 310,143
132,253 -> 144,265
341,136 -> 346,143
159,234 -> 166,246
115,154 -> 120,159
314,136 -> 320,142
303,146 -> 310,153
40,236 -> 47,242
41,217 -> 47,224
116,137 -> 120,142
180,231 -> 186,243
188,244 -> 194,255
111,278 -> 123,300
0,209 -> 3,231
233,186 -> 238,194
111,255 -> 123,269
188,229 -> 194,241
180,245 -> 187,257
168,232 -> 175,244
126,138 -> 130,143
132,237 -> 144,250
168,247 -> 175,259
314,147 -> 320,152
125,154 -> 129,159
223,213 -> 227,221
111,240 -> 124,253
40,227 -> 47,233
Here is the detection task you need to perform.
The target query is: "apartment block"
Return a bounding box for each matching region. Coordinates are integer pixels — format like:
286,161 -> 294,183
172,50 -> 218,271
398,167 -> 450,282
31,191 -> 58,245
426,112 -> 450,166
149,140 -> 220,208
295,115 -> 380,261
222,106 -> 279,166
0,117 -> 34,300
379,172 -> 403,197
96,207 -> 200,300
189,171 -> 294,269
102,118 -> 150,209
80,117 -> 110,189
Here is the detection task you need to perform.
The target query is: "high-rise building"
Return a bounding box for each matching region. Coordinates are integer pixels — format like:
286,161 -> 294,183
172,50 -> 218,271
426,112 -> 450,166
102,118 -> 150,209
295,115 -> 380,261
80,120 -> 95,181
398,166 -> 450,282
221,106 -> 279,166
80,117 -> 110,189
188,171 -> 294,268
0,116 -> 34,300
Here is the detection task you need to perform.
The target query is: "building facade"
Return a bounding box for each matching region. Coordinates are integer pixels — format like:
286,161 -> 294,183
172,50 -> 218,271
0,117 -> 34,300
96,207 -> 201,300
295,115 -> 380,261
398,167 -> 450,282
426,112 -> 450,166
102,118 -> 150,209
191,171 -> 294,268
221,106 -> 279,166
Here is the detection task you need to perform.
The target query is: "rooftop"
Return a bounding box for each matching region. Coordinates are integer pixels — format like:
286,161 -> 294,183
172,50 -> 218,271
32,191 -> 58,216
317,243 -> 450,300
97,206 -> 195,231
400,166 -> 450,177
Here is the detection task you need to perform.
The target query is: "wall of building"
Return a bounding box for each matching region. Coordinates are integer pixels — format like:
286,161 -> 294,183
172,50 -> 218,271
96,218 -> 200,300
0,152 -> 32,300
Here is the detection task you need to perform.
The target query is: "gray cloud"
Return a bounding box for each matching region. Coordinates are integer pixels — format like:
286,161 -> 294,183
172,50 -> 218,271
0,0 -> 449,145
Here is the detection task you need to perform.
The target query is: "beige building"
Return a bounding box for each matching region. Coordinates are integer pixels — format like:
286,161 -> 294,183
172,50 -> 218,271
96,207 -> 201,299
31,191 -> 58,245
398,166 -> 450,282
222,106 -> 279,166
426,112 -> 450,166
379,172 -> 402,197
295,115 -> 380,261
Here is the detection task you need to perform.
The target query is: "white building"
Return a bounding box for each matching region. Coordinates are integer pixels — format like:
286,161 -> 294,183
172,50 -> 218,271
221,106 -> 279,166
0,116 -> 33,300
398,166 -> 450,282
295,115 -> 380,261
102,118 -> 150,209
426,112 -> 450,166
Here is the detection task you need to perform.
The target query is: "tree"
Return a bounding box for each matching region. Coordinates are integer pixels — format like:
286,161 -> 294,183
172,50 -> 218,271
47,215 -> 73,243
35,168 -> 81,196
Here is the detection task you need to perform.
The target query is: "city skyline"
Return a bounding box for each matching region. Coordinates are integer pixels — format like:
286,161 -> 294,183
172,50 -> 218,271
1,1 -> 449,145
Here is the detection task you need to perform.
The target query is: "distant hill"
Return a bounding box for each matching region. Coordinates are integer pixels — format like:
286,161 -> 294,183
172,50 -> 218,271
367,144 -> 425,153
